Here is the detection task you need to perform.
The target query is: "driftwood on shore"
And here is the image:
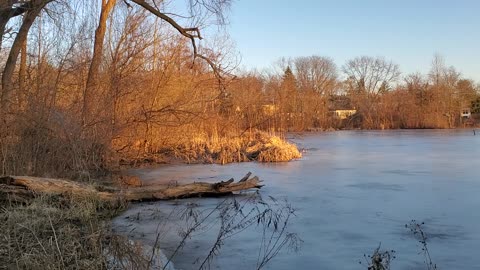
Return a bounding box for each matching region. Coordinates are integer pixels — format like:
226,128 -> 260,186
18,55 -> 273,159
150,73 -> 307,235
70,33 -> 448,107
0,172 -> 263,202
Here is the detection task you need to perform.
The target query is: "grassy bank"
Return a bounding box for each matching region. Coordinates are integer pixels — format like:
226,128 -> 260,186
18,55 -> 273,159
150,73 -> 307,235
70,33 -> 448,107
1,195 -> 117,269
0,194 -> 164,269
119,131 -> 302,167
0,130 -> 302,269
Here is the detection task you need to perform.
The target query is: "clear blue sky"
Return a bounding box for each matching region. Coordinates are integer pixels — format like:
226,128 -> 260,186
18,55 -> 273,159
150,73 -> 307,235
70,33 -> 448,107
227,0 -> 480,80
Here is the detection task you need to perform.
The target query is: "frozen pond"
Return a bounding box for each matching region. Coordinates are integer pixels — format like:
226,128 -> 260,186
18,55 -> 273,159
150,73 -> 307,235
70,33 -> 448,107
112,130 -> 480,269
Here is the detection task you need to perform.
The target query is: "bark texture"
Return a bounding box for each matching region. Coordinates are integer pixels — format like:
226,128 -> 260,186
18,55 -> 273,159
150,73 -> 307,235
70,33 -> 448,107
0,172 -> 263,202
1,1 -> 49,109
83,0 -> 117,126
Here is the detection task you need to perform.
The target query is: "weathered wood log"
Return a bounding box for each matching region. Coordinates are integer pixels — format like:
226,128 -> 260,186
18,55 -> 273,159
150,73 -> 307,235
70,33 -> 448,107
238,172 -> 252,182
0,172 -> 263,202
0,183 -> 32,203
121,175 -> 262,201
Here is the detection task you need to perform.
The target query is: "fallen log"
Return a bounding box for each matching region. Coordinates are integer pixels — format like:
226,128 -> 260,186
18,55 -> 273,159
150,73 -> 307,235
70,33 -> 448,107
0,173 -> 263,202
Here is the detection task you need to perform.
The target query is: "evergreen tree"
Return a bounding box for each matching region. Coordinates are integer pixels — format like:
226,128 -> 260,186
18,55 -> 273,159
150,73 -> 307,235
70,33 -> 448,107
282,66 -> 297,91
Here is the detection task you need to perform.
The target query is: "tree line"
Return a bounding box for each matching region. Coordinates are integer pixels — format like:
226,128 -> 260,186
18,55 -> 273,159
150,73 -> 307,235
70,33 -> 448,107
225,55 -> 479,131
1,1 -> 478,178
0,0 -> 234,177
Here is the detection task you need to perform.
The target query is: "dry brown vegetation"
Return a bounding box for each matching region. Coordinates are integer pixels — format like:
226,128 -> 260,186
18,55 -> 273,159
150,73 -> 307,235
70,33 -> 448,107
0,193 -> 189,269
0,3 -> 302,268
0,180 -> 298,270
0,194 -> 126,269
120,130 -> 302,165
1,1 -> 477,269
2,2 -> 478,180
226,55 -> 480,132
0,1 -> 302,180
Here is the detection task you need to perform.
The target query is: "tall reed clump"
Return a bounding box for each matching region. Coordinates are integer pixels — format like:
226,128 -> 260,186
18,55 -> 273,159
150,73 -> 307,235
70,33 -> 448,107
254,134 -> 302,162
170,131 -> 302,164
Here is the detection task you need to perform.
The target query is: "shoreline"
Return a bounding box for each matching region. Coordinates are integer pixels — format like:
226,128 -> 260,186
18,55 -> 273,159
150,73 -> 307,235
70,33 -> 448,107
4,129 -> 478,268
111,130 -> 480,269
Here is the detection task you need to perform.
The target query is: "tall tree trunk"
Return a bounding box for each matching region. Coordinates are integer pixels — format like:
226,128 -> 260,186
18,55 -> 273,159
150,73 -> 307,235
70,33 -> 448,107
1,3 -> 46,111
0,3 -> 13,53
0,15 -> 8,53
0,1 -> 51,54
82,0 -> 117,127
18,31 -> 27,105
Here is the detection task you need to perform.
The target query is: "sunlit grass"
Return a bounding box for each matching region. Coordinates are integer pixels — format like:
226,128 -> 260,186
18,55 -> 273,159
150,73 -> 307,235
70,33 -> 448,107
172,131 -> 302,164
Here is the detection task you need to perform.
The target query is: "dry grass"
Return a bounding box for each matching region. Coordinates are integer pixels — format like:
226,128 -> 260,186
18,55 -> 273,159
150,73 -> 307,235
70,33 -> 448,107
0,194 -> 151,270
113,128 -> 302,166
170,131 -> 302,164
255,135 -> 303,162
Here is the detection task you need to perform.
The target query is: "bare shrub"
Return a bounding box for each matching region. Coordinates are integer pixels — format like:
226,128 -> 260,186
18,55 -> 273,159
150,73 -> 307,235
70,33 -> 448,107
150,193 -> 303,270
360,244 -> 396,270
406,220 -> 438,270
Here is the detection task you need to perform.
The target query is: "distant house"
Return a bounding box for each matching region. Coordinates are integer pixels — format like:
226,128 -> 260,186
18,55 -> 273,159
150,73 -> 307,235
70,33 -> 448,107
329,95 -> 356,119
332,109 -> 357,120
461,108 -> 471,119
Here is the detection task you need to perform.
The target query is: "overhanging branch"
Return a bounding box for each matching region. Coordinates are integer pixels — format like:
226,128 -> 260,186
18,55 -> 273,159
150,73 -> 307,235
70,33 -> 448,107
1,1 -> 37,19
128,0 -> 224,82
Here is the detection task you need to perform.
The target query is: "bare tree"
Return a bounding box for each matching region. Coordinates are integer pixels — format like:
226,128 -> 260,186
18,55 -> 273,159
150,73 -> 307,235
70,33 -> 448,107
428,54 -> 461,87
428,53 -> 451,86
82,0 -> 117,126
127,0 -> 231,77
342,56 -> 400,95
0,0 -> 37,51
1,0 -> 53,110
293,55 -> 338,95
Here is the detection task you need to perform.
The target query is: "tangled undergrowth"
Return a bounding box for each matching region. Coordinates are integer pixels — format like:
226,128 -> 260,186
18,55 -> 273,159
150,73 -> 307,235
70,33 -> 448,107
0,195 -> 156,270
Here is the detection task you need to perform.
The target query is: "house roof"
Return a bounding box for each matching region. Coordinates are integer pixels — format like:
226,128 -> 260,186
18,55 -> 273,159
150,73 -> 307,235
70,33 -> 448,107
329,95 -> 354,110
